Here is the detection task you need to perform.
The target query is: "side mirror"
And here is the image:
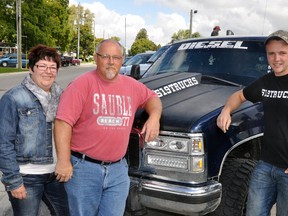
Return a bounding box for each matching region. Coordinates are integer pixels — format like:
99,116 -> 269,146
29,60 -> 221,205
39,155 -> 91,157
130,64 -> 141,80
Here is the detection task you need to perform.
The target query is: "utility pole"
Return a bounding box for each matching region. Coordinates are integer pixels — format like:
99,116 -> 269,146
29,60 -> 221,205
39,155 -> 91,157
93,17 -> 96,53
77,3 -> 80,60
16,0 -> 22,69
189,9 -> 198,38
125,17 -> 127,58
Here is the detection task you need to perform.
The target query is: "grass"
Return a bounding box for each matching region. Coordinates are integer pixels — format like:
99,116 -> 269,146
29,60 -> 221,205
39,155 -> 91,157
0,67 -> 28,74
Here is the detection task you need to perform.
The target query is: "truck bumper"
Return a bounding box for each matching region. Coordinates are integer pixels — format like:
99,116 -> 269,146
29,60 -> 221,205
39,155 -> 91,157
130,177 -> 221,215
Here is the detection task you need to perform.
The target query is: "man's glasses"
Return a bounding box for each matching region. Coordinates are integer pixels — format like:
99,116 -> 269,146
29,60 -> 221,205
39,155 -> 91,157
35,64 -> 58,73
96,53 -> 123,62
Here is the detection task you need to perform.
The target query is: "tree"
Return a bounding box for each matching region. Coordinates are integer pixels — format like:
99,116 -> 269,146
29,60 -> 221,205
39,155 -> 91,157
130,28 -> 156,55
68,5 -> 96,60
191,32 -> 201,38
0,0 -> 71,53
19,0 -> 71,52
0,0 -> 16,44
171,29 -> 201,43
130,38 -> 156,55
171,29 -> 190,42
135,28 -> 148,40
110,36 -> 120,42
0,2 -> 159,58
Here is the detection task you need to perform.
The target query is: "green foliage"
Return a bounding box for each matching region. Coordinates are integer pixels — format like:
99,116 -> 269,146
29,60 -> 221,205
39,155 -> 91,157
130,28 -> 156,55
0,67 -> 28,73
130,38 -> 156,56
171,29 -> 190,42
0,0 -> 71,53
110,36 -> 120,42
0,1 -> 17,43
67,5 -> 95,60
135,28 -> 148,40
0,2 -> 203,59
171,29 -> 201,43
191,32 -> 201,38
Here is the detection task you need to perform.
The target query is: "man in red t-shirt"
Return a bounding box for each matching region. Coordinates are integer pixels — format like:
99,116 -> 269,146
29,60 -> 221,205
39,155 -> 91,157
54,39 -> 162,216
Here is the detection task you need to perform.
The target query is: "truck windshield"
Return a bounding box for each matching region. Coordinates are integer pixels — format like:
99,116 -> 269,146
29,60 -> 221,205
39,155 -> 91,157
142,39 -> 270,86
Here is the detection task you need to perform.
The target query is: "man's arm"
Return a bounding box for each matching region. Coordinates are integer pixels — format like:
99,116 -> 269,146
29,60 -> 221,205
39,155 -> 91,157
217,89 -> 246,133
141,97 -> 162,142
54,119 -> 73,182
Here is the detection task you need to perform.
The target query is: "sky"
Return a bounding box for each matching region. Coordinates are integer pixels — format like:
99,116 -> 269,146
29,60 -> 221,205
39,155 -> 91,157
69,0 -> 288,51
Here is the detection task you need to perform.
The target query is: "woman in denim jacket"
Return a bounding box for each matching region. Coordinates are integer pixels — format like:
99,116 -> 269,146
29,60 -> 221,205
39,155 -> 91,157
0,45 -> 69,216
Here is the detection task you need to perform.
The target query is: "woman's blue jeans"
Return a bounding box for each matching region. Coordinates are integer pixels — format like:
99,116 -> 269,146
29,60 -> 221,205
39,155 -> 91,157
246,160 -> 288,216
8,173 -> 69,216
65,155 -> 130,216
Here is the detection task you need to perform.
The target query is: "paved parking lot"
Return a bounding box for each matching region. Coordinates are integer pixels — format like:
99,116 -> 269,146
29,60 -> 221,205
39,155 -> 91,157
0,172 -> 50,216
0,170 -> 276,216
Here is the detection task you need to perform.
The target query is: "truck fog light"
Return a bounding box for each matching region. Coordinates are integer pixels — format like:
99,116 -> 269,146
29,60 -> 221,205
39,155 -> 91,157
146,154 -> 189,170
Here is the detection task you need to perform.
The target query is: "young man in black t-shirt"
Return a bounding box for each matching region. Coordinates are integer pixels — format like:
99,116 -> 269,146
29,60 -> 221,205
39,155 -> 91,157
217,30 -> 288,216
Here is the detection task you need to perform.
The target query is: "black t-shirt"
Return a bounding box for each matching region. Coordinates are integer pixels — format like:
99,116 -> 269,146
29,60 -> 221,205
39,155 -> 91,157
243,72 -> 288,169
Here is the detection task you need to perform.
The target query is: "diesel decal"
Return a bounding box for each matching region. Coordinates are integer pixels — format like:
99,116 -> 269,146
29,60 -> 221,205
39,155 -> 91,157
154,77 -> 199,98
178,41 -> 248,50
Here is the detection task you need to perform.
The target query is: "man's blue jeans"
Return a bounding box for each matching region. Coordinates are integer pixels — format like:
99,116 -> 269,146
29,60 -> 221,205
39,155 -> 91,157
8,173 -> 69,216
65,155 -> 130,216
246,160 -> 288,216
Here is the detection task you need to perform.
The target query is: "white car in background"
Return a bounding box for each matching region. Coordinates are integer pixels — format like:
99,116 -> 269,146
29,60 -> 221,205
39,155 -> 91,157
120,51 -> 155,75
120,45 -> 170,77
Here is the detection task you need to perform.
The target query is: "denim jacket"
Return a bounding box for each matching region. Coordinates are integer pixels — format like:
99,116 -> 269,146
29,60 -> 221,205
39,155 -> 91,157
0,85 -> 53,191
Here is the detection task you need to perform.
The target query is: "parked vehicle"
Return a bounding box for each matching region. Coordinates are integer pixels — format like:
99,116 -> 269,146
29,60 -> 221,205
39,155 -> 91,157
125,36 -> 269,215
123,45 -> 170,78
71,58 -> 81,66
61,56 -> 81,66
0,53 -> 15,59
120,51 -> 155,75
0,53 -> 28,68
123,56 -> 132,65
61,56 -> 70,67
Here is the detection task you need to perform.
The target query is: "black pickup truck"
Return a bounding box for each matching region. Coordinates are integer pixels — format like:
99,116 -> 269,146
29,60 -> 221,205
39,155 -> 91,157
125,36 -> 270,215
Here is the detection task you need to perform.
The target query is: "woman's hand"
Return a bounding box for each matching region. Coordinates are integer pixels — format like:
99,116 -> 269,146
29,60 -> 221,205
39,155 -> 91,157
11,184 -> 27,199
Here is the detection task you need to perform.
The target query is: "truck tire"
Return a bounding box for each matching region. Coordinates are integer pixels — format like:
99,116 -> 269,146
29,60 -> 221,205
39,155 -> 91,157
210,158 -> 257,216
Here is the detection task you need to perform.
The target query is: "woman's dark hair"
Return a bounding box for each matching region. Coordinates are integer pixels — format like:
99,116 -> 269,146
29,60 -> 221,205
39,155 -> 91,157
28,44 -> 61,70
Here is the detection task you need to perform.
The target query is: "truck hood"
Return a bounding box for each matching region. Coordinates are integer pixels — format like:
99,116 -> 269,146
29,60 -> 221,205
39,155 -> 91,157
137,72 -> 242,132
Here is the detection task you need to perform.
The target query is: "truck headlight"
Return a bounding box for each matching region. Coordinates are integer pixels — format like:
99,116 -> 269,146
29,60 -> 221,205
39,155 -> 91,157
145,133 -> 204,155
144,132 -> 205,173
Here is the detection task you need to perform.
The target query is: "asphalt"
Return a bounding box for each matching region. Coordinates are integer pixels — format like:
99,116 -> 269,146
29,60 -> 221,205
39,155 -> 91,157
0,171 -> 49,216
0,172 -> 12,216
0,63 -> 277,215
0,170 -> 277,216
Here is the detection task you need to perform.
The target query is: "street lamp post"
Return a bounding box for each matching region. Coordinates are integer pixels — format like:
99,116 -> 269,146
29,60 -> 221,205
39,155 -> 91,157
189,9 -> 198,38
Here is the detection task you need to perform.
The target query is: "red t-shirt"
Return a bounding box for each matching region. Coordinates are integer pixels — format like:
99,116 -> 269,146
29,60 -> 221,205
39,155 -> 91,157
56,70 -> 157,161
